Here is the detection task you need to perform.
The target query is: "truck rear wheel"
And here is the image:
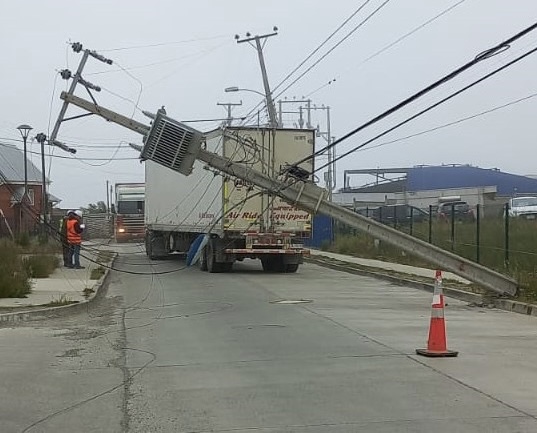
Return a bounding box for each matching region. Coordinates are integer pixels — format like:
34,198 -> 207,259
285,263 -> 299,273
261,258 -> 276,272
207,241 -> 224,273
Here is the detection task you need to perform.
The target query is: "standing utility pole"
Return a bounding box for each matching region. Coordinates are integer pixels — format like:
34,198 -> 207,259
35,133 -> 48,231
217,101 -> 243,126
236,28 -> 279,127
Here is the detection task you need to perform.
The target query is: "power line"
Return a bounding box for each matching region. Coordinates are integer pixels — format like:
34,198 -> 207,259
0,142 -> 138,161
271,0 -> 374,95
314,43 -> 537,174
273,0 -> 393,101
239,0 -> 392,126
97,34 -> 228,52
293,21 -> 537,169
304,0 -> 467,98
356,90 -> 537,154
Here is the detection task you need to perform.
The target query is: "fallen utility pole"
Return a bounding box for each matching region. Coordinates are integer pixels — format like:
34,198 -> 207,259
57,91 -> 518,296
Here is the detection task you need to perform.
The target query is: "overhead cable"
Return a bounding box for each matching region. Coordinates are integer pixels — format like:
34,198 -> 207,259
304,0 -> 467,98
314,43 -> 537,174
293,21 -> 537,169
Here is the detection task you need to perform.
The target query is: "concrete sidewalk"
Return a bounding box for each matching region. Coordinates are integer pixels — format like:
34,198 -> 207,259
310,249 -> 471,284
0,240 -> 111,310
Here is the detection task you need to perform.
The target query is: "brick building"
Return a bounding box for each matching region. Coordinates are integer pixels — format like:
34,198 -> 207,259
0,143 -> 48,235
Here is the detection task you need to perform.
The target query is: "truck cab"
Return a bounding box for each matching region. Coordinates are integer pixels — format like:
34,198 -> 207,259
114,183 -> 145,242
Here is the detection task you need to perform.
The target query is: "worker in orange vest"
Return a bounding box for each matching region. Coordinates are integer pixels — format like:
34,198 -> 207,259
66,210 -> 86,269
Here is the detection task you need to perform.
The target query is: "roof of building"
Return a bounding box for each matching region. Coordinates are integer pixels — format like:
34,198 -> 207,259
341,165 -> 537,196
407,166 -> 537,195
0,143 -> 44,184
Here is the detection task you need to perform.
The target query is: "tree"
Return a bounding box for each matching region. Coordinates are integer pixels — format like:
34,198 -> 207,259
82,201 -> 107,214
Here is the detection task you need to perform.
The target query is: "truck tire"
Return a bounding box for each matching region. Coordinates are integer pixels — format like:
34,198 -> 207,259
206,241 -> 221,273
262,257 -> 287,273
284,263 -> 299,273
220,262 -> 233,273
146,231 -> 166,260
261,258 -> 276,272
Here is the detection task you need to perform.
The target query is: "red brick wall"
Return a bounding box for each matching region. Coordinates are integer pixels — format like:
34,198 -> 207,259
0,183 -> 43,233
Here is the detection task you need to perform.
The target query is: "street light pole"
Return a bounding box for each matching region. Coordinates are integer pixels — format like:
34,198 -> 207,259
17,124 -> 33,202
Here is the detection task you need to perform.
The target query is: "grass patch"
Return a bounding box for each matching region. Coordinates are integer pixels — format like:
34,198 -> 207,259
332,217 -> 537,301
47,293 -> 76,306
90,266 -> 106,280
0,239 -> 31,298
23,254 -> 60,278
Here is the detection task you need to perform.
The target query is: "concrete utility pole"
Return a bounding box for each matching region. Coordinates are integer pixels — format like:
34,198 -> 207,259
35,133 -> 48,230
48,42 -> 112,154
217,101 -> 242,126
236,28 -> 279,127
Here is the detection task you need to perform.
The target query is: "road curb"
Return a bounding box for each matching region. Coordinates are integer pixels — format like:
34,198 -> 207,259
305,256 -> 485,303
306,255 -> 537,317
494,298 -> 537,317
0,253 -> 117,325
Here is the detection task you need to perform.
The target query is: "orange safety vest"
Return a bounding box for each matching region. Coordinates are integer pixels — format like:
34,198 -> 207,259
66,219 -> 82,245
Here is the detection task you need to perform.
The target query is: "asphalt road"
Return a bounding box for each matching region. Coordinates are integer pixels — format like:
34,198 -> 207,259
1,243 -> 537,432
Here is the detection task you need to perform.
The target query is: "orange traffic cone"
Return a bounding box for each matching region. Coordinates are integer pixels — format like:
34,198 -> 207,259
416,270 -> 458,357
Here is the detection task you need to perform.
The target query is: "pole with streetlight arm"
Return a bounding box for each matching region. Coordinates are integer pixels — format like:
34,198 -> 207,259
16,124 -> 32,202
17,124 -> 32,232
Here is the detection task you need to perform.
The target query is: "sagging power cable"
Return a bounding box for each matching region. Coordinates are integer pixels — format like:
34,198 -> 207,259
313,43 -> 537,174
288,21 -> 537,170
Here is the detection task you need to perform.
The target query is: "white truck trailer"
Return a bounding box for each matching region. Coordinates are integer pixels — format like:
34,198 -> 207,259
144,126 -> 314,273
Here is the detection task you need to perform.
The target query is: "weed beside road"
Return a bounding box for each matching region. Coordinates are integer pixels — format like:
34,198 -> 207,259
330,217 -> 537,301
0,240 -> 31,298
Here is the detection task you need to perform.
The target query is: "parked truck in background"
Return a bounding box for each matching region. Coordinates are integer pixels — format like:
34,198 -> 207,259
508,196 -> 537,219
144,126 -> 314,272
114,183 -> 145,242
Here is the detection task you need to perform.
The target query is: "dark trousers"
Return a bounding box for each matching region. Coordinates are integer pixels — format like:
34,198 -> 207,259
62,242 -> 70,266
68,244 -> 81,267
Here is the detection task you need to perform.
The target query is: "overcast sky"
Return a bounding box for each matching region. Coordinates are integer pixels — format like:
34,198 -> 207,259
1,0 -> 537,208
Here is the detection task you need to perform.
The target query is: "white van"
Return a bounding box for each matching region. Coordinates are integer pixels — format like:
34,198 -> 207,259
508,196 -> 537,219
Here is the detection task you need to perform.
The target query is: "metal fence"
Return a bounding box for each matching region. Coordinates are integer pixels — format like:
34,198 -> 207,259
336,203 -> 537,282
83,213 -> 113,240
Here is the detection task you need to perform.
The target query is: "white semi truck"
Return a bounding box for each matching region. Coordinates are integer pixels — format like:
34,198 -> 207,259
113,183 -> 145,242
144,126 -> 314,273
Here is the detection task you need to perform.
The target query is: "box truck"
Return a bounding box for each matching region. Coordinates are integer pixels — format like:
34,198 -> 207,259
144,126 -> 313,272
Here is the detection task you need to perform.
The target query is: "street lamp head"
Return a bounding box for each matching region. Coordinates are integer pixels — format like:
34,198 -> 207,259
17,124 -> 33,139
225,86 -> 239,93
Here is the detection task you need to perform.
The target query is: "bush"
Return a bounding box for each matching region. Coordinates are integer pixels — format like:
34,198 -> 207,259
90,266 -> 106,280
0,240 -> 31,298
23,254 -> 60,278
15,232 -> 30,247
